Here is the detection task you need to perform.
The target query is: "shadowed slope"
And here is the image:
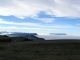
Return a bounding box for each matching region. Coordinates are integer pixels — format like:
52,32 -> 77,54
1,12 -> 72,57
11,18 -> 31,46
0,40 -> 80,60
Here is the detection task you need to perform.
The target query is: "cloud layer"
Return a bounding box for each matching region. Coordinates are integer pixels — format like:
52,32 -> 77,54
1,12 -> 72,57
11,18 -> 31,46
0,18 -> 79,35
0,18 -> 42,26
0,0 -> 80,18
0,18 -> 73,29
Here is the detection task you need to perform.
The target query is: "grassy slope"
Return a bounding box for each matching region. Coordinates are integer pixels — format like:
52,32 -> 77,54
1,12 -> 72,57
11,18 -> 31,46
0,40 -> 80,60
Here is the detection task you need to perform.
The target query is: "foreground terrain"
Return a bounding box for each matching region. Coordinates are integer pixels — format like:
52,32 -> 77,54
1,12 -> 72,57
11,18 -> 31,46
0,40 -> 80,60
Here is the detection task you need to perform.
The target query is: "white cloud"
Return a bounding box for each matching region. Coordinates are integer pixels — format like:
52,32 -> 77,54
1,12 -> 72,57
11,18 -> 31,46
42,25 -> 73,29
0,18 -> 42,27
0,26 -> 41,30
0,26 -> 42,32
0,18 -> 73,29
33,17 -> 55,23
0,22 -> 77,34
0,0 -> 80,19
52,25 -> 72,28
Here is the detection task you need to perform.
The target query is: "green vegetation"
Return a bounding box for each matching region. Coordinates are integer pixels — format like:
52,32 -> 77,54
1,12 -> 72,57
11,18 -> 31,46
0,40 -> 80,60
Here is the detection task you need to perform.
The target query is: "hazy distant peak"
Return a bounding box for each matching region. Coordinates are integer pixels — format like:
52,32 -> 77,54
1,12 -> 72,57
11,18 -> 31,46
49,33 -> 67,35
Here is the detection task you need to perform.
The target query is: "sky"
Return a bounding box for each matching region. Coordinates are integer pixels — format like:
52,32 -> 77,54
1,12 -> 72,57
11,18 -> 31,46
0,0 -> 80,35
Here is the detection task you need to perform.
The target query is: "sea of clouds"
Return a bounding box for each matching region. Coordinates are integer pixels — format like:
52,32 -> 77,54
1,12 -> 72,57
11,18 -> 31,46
37,35 -> 80,40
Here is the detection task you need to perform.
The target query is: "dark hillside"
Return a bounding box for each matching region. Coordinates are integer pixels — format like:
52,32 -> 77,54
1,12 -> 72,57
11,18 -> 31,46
0,40 -> 80,60
0,35 -> 33,42
10,36 -> 33,42
0,35 -> 11,42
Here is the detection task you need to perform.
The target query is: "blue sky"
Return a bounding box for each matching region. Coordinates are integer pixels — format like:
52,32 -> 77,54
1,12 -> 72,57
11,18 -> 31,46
0,0 -> 80,35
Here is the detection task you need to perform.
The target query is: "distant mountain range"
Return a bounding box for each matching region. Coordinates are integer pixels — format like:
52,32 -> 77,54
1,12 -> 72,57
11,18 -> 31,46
49,33 -> 67,35
0,32 -> 80,40
0,32 -> 45,41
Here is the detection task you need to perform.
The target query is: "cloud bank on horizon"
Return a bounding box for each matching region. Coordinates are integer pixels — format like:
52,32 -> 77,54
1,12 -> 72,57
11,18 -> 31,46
0,0 -> 80,35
